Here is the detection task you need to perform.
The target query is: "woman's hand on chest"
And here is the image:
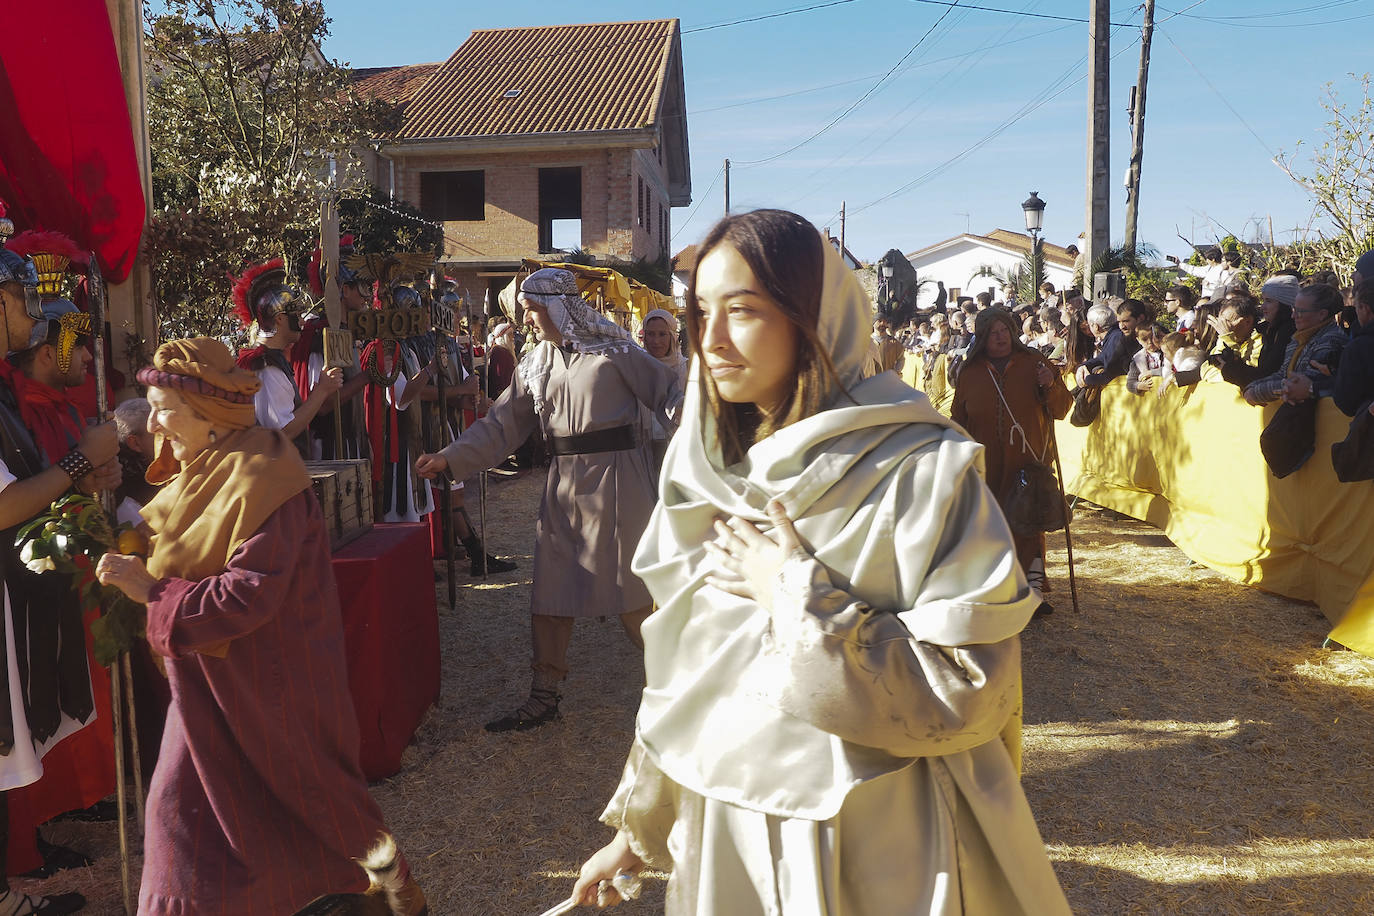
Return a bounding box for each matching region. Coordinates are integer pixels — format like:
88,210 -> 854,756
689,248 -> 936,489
703,499 -> 808,613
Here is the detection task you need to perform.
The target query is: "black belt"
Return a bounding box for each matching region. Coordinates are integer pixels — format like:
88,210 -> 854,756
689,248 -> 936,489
548,424 -> 639,456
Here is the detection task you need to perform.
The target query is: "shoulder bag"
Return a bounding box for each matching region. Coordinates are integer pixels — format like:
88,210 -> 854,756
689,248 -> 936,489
1331,398 -> 1374,483
987,365 -> 1066,535
1068,384 -> 1101,427
1259,398 -> 1318,479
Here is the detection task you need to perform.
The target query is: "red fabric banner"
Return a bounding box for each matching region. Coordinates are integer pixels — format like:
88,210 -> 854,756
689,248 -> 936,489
0,0 -> 145,282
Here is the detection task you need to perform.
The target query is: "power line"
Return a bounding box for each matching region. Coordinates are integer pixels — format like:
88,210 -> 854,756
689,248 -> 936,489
849,20 -> 1151,218
689,74 -> 880,116
1156,6 -> 1374,28
1158,29 -> 1275,156
351,3 -> 862,76
842,0 -> 1206,218
905,0 -> 1138,27
783,8 -> 1078,210
1181,0 -> 1360,17
672,165 -> 725,245
733,1 -> 968,166
685,0 -> 860,33
689,16 -> 1075,118
1157,0 -> 1366,23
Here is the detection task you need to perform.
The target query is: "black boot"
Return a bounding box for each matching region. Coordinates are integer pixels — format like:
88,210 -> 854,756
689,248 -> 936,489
461,536 -> 517,575
484,685 -> 560,732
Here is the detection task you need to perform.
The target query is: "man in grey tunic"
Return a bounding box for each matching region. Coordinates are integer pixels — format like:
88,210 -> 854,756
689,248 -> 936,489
417,268 -> 681,731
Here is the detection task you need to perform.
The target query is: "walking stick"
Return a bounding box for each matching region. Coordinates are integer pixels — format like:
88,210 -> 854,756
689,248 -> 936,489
87,254 -> 138,913
1044,397 -> 1080,614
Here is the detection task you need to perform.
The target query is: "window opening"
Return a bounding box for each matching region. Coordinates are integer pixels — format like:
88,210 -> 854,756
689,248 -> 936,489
420,170 -> 484,221
538,167 -> 582,253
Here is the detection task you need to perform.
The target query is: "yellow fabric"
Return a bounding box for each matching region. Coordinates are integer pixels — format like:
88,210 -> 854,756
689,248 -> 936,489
912,366 -> 1374,657
630,285 -> 674,320
142,425 -> 310,584
1049,379 -> 1374,650
523,258 -> 673,320
901,351 -> 954,414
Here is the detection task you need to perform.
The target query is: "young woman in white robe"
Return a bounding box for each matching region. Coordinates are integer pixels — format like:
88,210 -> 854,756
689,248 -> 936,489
572,209 -> 1071,915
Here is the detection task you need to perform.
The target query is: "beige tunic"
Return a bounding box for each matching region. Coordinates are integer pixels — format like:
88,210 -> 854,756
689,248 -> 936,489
438,345 -> 680,616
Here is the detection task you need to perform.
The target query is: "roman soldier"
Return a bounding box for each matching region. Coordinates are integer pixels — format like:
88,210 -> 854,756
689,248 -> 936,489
231,259 -> 341,458
0,224 -> 120,913
298,235 -> 371,460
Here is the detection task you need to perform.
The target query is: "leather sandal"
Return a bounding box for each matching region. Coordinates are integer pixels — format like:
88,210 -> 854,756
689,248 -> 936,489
484,687 -> 560,732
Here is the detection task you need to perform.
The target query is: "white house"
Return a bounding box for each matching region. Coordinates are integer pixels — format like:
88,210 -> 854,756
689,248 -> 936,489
905,229 -> 1076,309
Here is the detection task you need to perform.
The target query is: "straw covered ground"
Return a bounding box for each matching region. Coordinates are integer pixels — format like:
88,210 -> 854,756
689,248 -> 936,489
17,473 -> 1374,914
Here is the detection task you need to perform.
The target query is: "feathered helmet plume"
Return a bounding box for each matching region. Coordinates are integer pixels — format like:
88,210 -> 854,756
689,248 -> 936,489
7,229 -> 87,299
230,258 -> 308,329
307,233 -> 357,297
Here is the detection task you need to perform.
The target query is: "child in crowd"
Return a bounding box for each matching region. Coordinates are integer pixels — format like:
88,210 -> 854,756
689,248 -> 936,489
1127,324 -> 1168,394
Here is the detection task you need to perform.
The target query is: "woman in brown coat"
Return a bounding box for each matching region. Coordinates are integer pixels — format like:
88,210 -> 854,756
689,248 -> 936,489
952,308 -> 1072,612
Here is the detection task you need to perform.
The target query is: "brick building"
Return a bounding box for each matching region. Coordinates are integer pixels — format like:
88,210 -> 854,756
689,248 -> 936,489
354,19 -> 691,312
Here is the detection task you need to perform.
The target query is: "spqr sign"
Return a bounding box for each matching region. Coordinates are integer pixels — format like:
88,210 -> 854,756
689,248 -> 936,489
431,299 -> 455,335
347,307 -> 431,340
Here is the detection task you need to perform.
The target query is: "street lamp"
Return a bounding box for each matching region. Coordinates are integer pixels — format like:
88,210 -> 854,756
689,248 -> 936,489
879,259 -> 897,319
1021,191 -> 1046,300
1021,191 -> 1046,236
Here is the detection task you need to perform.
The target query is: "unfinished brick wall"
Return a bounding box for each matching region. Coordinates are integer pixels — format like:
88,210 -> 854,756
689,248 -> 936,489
373,144 -> 670,263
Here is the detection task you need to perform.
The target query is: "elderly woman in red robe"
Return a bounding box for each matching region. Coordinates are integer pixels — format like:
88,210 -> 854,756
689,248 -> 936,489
96,338 -> 425,916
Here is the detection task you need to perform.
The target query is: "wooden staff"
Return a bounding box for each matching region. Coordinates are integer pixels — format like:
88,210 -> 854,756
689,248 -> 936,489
320,196 -> 344,459
87,252 -> 137,913
1044,401 -> 1080,614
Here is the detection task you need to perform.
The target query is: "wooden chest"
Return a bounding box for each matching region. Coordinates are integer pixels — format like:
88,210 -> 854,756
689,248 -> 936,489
306,459 -> 374,551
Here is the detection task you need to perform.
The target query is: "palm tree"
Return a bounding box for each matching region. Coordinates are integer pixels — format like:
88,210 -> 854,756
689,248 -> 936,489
969,253 -> 1036,303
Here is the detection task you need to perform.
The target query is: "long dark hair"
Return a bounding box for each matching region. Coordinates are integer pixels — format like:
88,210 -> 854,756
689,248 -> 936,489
685,209 -> 842,465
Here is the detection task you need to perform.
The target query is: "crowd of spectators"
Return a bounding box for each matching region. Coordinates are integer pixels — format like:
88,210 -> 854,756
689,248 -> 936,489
885,246 -> 1374,480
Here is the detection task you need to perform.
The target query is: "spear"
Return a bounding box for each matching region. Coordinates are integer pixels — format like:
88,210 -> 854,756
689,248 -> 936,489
87,253 -> 139,915
469,292 -> 488,578
430,275 -> 457,609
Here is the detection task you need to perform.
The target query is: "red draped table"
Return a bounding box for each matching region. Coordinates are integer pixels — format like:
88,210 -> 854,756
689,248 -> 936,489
331,523 -> 439,780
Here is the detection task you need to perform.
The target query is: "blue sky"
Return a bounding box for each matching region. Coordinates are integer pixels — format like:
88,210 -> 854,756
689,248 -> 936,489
319,0 -> 1371,262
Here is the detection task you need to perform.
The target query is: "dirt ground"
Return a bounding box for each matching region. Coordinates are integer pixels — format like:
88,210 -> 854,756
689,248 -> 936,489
19,472 -> 1374,914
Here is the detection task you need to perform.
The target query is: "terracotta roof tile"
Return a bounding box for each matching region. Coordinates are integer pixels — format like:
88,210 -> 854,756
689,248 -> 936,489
982,229 -> 1076,267
399,19 -> 679,140
672,244 -> 698,273
907,229 -> 1075,268
351,63 -> 442,107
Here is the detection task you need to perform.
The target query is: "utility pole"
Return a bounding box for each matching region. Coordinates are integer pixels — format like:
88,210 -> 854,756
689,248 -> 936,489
1085,0 -> 1111,296
839,200 -> 846,261
1123,0 -> 1155,254
723,158 -> 730,214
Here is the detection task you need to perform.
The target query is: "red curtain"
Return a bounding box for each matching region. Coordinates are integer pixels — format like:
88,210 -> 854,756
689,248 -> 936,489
0,0 -> 146,282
